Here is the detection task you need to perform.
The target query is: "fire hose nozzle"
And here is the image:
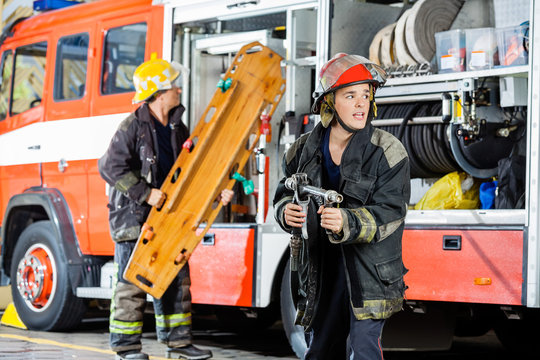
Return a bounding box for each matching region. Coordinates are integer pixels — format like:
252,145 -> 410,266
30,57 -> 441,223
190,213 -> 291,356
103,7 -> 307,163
325,190 -> 343,204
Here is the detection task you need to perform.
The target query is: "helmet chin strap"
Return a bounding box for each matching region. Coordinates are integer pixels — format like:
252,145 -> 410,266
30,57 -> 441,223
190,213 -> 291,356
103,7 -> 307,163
335,111 -> 359,133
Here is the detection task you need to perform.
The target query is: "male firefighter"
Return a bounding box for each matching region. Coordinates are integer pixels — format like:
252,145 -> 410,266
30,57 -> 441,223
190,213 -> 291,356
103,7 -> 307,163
274,53 -> 410,359
99,54 -> 233,360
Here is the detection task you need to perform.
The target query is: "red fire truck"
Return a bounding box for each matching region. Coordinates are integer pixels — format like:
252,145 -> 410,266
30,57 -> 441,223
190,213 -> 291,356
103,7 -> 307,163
1,0 -> 539,357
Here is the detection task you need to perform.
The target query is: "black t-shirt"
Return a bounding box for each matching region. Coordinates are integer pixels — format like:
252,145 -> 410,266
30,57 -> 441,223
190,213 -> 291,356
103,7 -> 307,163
319,127 -> 343,288
320,127 -> 340,191
152,116 -> 175,187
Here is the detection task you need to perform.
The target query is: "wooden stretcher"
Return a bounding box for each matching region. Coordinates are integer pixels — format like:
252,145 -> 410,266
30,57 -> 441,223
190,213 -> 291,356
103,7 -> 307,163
123,42 -> 286,299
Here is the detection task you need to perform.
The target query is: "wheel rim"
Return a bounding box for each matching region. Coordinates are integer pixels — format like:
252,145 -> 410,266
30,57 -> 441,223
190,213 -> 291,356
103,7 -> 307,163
16,243 -> 57,312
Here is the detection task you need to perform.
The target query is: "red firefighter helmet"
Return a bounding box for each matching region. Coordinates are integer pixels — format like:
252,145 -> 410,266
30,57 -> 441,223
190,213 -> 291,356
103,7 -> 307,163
312,53 -> 386,114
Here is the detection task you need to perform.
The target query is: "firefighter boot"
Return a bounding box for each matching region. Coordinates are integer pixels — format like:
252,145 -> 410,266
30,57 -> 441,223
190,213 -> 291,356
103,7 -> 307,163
115,351 -> 149,360
166,344 -> 212,359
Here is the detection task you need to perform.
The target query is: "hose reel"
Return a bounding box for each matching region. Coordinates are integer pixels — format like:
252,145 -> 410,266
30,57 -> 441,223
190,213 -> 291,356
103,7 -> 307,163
375,100 -> 523,179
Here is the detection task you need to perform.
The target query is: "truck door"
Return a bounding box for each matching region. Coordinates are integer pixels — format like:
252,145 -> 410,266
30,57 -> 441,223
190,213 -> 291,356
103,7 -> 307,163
92,15 -> 150,117
0,40 -> 48,221
40,28 -> 94,254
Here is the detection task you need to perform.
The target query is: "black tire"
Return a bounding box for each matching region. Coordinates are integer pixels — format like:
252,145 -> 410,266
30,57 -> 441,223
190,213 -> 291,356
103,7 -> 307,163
280,260 -> 307,359
454,305 -> 494,337
454,318 -> 492,337
10,221 -> 86,331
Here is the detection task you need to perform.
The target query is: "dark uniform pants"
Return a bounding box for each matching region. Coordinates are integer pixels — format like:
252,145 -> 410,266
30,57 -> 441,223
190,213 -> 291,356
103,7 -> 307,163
109,241 -> 192,353
304,249 -> 385,360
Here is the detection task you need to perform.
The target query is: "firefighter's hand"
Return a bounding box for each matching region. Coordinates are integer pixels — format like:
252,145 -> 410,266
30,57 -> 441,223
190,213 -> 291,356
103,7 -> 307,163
318,206 -> 343,234
284,203 -> 306,228
146,188 -> 166,208
218,189 -> 234,206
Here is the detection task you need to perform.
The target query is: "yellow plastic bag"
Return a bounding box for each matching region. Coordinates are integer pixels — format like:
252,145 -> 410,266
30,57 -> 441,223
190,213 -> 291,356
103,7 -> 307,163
414,171 -> 480,210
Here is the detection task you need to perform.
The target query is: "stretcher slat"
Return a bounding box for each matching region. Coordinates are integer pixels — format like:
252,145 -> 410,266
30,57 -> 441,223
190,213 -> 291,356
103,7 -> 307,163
123,42 -> 285,298
166,82 -> 240,211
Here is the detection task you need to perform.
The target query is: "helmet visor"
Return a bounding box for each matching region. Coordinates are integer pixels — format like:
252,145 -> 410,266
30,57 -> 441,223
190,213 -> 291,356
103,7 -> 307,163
171,61 -> 190,88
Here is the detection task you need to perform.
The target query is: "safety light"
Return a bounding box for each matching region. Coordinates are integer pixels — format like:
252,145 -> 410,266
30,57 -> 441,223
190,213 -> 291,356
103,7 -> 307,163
474,277 -> 492,286
33,0 -> 79,12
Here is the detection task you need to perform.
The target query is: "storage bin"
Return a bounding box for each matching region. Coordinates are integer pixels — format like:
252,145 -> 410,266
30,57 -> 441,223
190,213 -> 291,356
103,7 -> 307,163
435,29 -> 465,73
465,27 -> 498,71
496,24 -> 529,67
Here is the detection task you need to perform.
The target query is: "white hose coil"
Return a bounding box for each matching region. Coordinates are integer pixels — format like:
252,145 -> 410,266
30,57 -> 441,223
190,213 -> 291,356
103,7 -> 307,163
394,9 -> 417,66
405,0 -> 464,64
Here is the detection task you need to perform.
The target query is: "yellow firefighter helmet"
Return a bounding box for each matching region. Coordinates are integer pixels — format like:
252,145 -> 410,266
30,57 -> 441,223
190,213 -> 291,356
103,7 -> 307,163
132,53 -> 188,104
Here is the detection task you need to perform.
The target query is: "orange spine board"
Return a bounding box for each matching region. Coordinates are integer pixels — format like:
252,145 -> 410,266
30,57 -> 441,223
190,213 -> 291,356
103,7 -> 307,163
124,42 -> 285,298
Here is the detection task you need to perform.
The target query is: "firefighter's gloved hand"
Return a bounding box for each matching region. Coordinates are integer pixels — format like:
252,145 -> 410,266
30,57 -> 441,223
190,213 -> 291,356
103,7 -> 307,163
146,188 -> 166,208
318,206 -> 343,234
284,202 -> 306,228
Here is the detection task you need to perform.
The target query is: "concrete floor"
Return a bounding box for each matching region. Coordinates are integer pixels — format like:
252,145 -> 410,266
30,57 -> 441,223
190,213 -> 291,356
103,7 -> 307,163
0,311 -> 297,360
0,304 -> 525,360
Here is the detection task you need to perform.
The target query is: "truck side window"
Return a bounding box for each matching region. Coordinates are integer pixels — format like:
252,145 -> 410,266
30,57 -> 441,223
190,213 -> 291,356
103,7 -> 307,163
54,33 -> 89,101
12,41 -> 47,115
101,22 -> 147,95
0,50 -> 13,121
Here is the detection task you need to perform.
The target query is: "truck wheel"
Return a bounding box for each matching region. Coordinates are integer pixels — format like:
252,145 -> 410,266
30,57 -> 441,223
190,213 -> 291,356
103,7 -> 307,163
10,221 -> 86,330
280,260 -> 307,359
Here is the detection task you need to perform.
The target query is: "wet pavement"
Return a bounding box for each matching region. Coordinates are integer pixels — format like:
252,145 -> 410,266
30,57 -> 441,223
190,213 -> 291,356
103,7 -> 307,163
0,311 -> 297,360
0,310 -> 524,360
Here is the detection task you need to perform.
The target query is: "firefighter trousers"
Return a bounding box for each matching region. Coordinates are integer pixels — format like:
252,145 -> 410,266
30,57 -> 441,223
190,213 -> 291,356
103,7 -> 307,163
109,241 -> 193,353
304,250 -> 385,360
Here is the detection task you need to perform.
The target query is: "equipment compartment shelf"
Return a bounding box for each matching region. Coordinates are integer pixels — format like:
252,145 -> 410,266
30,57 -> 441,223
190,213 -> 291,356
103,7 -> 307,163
385,65 -> 528,87
376,65 -> 528,100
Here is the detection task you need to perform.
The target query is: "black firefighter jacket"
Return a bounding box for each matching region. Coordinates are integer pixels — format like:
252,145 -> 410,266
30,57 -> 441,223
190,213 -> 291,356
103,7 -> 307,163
274,122 -> 410,328
98,103 -> 189,242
